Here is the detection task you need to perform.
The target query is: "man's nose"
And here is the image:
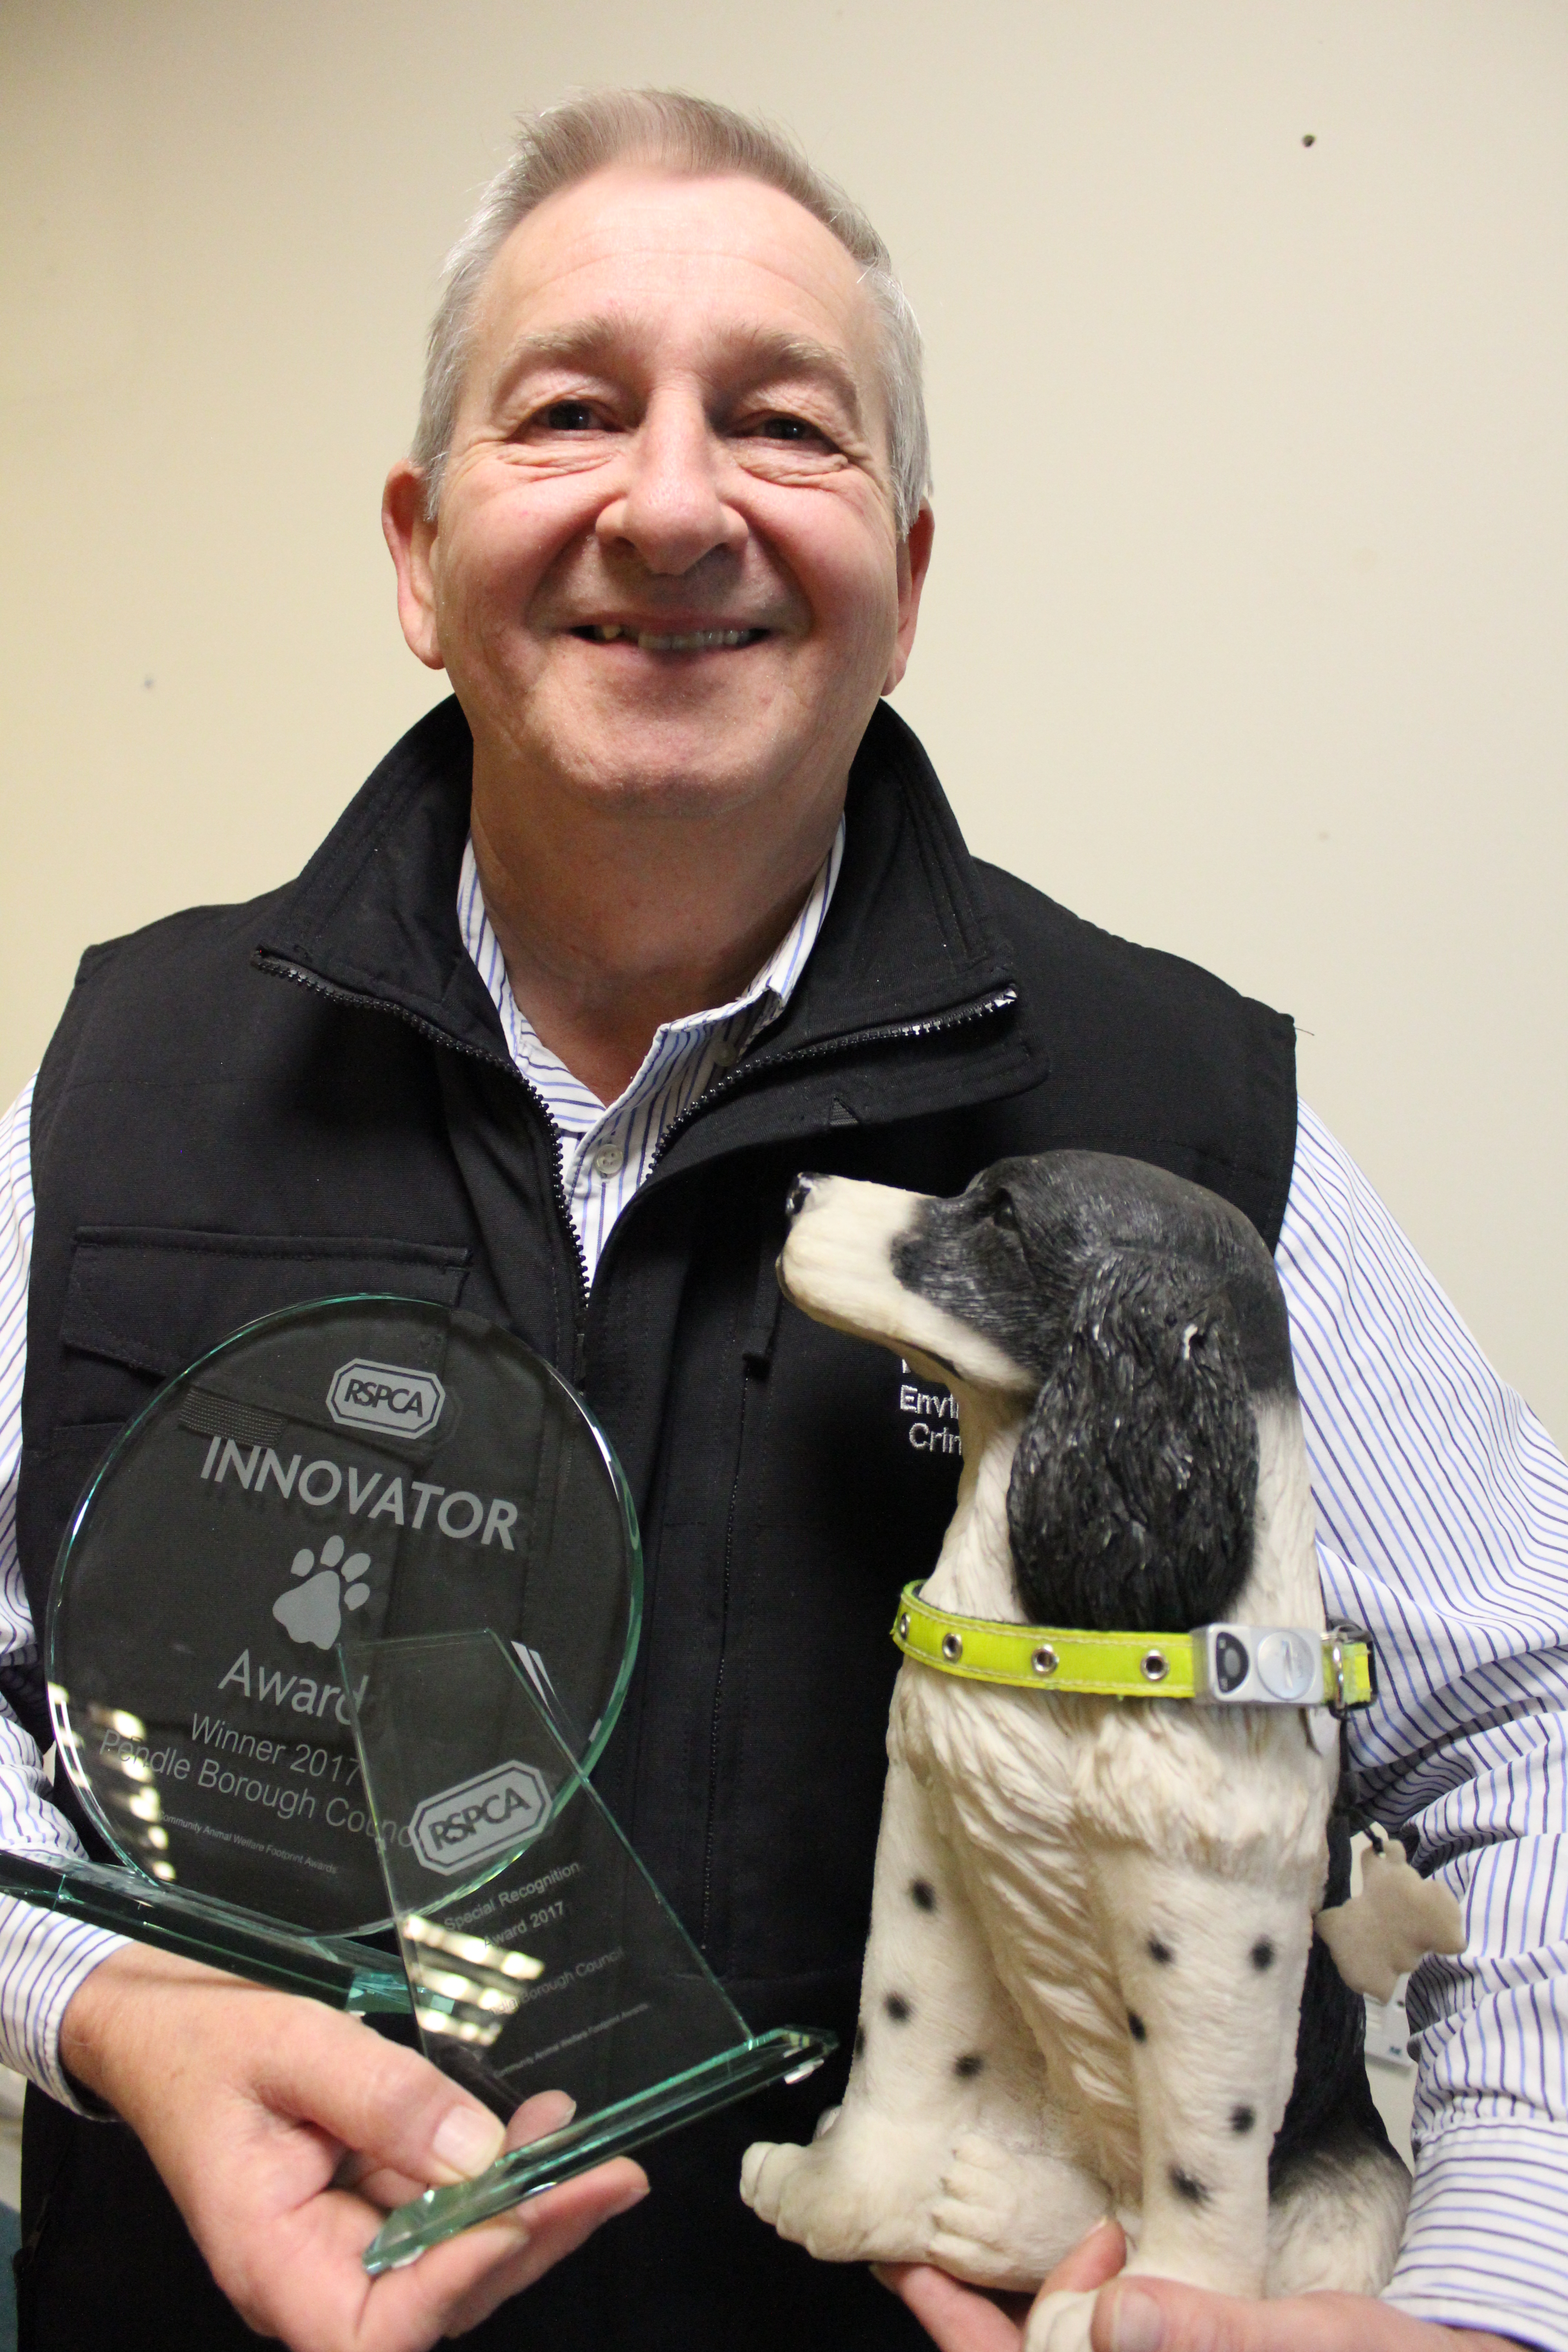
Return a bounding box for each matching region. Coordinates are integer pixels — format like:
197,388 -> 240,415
597,392 -> 745,575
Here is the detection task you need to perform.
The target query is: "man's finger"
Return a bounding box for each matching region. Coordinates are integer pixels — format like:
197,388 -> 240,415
503,2089 -> 578,2150
342,2083 -> 578,2206
250,2004 -> 513,2190
876,2219 -> 1130,2352
224,2153 -> 649,2352
428,2160 -> 651,2340
1037,2219 -> 1127,2299
346,2094 -> 641,2348
1088,2280 -> 1513,2352
873,2264 -> 1029,2352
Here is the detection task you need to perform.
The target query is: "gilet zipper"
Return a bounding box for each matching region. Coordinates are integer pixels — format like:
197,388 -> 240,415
254,957 -> 593,1356
646,985 -> 1019,1179
259,956 -> 1018,1277
260,954 -> 1018,1944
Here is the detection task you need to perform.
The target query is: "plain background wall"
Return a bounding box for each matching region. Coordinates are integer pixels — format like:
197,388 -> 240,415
3,2 -> 1565,1434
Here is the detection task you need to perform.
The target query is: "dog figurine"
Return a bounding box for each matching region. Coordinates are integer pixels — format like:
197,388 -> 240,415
740,1152 -> 1411,2348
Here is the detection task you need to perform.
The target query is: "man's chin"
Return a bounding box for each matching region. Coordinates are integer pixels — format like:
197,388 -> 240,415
525,701 -> 824,822
551,755 -> 799,822
464,671 -> 863,832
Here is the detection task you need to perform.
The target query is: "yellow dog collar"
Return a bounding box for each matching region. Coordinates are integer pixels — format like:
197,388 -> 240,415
892,1583 -> 1376,1714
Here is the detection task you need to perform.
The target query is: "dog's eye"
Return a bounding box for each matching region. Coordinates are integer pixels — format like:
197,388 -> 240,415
990,1195 -> 1019,1234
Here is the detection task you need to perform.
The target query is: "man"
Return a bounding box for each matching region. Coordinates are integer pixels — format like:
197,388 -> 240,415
0,89 -> 1560,2352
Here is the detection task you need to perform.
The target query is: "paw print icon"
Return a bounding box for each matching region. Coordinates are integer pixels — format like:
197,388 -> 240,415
272,1536 -> 372,1651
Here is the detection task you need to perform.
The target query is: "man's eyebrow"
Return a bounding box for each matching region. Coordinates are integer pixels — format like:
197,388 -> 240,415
487,315 -> 867,431
490,318 -> 625,388
725,326 -> 867,431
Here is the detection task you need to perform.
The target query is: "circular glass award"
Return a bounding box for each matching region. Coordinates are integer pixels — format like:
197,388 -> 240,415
47,1298 -> 641,1936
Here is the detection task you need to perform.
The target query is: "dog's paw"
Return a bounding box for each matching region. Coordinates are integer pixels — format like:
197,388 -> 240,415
740,2138 -> 800,2220
740,2123 -> 941,2262
930,2135 -> 1051,2288
1022,2287 -> 1097,2352
929,2134 -> 1107,2290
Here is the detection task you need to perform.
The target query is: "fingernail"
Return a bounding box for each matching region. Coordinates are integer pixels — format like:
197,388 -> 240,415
1107,2285 -> 1165,2352
523,2090 -> 576,2139
432,2104 -> 507,2179
610,2174 -> 650,2217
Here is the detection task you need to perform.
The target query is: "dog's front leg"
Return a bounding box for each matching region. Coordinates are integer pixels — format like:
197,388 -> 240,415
743,1720 -> 1094,2279
1025,1847 -> 1309,2352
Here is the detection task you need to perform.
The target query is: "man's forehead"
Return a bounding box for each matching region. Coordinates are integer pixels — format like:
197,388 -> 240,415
470,165 -> 881,383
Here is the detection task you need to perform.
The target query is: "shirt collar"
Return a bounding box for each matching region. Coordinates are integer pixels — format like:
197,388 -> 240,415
457,820 -> 846,1109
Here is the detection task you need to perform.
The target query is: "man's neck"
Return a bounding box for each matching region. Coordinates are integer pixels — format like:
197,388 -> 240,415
469,776 -> 841,1106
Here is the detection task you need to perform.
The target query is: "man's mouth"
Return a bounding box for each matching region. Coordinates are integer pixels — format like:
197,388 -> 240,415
571,624 -> 768,652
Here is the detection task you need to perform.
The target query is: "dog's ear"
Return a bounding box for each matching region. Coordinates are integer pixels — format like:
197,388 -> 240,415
1005,1249 -> 1259,1634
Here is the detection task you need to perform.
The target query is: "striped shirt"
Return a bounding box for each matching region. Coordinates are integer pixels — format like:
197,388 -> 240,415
456,825 -> 843,1284
0,860 -> 1564,2342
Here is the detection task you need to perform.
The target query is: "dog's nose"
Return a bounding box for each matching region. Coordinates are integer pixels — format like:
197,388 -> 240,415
785,1173 -> 820,1222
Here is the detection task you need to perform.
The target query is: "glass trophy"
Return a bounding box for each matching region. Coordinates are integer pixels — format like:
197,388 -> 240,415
46,1297 -> 640,1936
17,1296 -> 830,2262
344,1628 -> 831,2272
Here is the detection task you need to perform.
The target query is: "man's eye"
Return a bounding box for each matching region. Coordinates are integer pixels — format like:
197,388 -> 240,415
539,400 -> 598,431
751,414 -> 828,445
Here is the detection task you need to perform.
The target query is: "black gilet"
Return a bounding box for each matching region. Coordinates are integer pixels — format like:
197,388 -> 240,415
14,696 -> 1296,2352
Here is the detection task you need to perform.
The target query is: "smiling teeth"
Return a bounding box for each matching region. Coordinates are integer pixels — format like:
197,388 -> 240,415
585,625 -> 757,650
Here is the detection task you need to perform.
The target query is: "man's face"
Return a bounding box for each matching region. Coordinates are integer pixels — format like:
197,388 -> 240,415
385,166 -> 931,829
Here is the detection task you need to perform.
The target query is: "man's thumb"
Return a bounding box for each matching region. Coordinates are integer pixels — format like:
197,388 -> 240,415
427,2099 -> 508,2184
1093,2278 -> 1252,2352
255,2005 -> 511,2189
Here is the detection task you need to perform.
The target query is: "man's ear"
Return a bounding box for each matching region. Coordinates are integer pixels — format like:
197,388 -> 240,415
883,502 -> 934,695
382,460 -> 447,672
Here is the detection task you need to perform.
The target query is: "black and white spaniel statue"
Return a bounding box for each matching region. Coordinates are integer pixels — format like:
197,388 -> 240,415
741,1152 -> 1435,2351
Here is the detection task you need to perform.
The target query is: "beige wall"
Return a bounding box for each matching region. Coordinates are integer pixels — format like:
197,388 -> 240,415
3,2 -> 1565,1433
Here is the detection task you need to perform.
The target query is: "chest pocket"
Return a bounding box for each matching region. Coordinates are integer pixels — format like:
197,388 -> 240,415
17,1229 -> 474,1749
57,1225 -> 472,1406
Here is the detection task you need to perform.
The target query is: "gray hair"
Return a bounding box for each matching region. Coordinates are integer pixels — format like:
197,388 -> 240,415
411,89 -> 931,534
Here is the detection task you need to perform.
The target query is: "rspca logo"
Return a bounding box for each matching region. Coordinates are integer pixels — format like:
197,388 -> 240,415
409,1762 -> 551,1876
327,1360 -> 446,1439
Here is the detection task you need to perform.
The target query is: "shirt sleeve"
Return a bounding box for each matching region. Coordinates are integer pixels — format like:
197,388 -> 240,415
1278,1102 -> 1568,2351
0,1077 -> 127,2109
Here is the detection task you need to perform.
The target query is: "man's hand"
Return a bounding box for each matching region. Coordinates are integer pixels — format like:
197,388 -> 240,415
878,2224 -> 1526,2352
876,2220 -> 1127,2352
60,1945 -> 648,2351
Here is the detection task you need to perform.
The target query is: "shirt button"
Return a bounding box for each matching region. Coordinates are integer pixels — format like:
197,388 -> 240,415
592,1142 -> 625,1177
710,1039 -> 739,1069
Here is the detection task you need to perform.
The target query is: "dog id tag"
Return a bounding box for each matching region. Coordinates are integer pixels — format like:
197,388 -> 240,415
1315,1827 -> 1466,2002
